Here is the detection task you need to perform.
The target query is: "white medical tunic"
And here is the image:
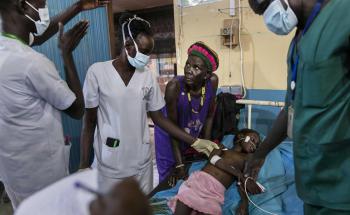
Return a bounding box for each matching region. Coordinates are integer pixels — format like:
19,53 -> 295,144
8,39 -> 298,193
0,36 -> 76,206
83,61 -> 165,179
15,169 -> 98,215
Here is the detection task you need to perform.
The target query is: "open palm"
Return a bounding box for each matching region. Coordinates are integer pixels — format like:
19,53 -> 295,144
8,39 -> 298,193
58,21 -> 89,54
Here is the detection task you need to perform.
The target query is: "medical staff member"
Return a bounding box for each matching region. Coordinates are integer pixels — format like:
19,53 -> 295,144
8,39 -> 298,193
244,0 -> 350,214
0,0 -> 107,209
80,13 -> 219,194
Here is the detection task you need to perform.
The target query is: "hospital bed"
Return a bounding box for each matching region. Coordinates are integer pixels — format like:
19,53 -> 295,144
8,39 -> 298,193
150,99 -> 303,215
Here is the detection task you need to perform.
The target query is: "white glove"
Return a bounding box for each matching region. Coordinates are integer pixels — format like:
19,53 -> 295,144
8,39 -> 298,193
191,139 -> 220,157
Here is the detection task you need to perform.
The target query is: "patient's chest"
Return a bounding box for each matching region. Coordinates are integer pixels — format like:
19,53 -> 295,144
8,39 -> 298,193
222,151 -> 246,170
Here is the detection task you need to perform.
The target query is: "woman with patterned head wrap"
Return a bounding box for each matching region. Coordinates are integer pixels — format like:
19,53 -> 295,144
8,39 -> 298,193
155,41 -> 220,185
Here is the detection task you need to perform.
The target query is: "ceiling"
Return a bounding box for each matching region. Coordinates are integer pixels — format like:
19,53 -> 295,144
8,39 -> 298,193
112,0 -> 173,13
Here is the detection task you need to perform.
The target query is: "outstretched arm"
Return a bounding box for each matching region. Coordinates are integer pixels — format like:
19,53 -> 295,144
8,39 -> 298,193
59,22 -> 88,119
164,79 -> 188,185
254,109 -> 288,158
150,110 -> 196,145
32,0 -> 110,46
150,110 -> 219,156
243,108 -> 288,180
164,79 -> 185,167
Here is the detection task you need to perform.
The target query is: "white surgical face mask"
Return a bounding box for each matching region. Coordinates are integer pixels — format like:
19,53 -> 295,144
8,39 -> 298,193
24,1 -> 50,36
263,0 -> 298,35
29,33 -> 34,46
122,17 -> 151,69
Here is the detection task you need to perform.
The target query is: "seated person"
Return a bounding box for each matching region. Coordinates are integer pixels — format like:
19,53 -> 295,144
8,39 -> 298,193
168,129 -> 263,215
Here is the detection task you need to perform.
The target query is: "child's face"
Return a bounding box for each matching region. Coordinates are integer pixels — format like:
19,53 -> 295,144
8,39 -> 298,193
238,133 -> 260,153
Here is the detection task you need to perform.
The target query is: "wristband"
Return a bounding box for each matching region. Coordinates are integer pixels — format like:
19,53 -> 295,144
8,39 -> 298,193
210,155 -> 222,165
175,164 -> 185,168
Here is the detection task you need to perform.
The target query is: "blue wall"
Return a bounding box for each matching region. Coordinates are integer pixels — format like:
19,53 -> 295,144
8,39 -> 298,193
34,1 -> 111,172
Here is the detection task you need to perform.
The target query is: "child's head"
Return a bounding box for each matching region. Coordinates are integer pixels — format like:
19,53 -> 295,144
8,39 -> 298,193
233,129 -> 261,153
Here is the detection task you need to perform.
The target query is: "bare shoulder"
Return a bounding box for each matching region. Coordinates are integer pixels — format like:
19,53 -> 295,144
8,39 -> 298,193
165,77 -> 180,92
164,77 -> 181,102
209,73 -> 219,89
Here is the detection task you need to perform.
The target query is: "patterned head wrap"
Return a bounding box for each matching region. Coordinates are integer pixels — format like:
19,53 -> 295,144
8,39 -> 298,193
187,41 -> 219,72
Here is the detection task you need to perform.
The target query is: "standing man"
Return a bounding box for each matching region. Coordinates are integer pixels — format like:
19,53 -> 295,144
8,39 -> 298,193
0,0 -> 108,209
245,0 -> 350,214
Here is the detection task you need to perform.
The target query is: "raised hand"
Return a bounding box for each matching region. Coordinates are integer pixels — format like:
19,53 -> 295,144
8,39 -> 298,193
58,20 -> 89,55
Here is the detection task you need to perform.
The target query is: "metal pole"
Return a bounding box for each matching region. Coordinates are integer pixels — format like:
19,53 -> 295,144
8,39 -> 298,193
248,104 -> 252,129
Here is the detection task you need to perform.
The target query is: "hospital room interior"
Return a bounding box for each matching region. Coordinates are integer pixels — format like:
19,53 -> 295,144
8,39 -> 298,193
1,0 -> 349,214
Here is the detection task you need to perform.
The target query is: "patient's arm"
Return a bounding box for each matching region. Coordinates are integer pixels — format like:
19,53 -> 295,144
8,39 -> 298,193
236,185 -> 249,215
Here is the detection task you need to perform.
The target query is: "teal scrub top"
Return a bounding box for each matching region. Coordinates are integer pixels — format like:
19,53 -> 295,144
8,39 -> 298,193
286,0 -> 350,210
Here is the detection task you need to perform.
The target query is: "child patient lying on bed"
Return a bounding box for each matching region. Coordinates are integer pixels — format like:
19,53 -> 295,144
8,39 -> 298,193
168,129 -> 263,215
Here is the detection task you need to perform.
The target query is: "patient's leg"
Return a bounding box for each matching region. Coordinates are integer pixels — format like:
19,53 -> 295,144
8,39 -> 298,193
174,200 -> 193,215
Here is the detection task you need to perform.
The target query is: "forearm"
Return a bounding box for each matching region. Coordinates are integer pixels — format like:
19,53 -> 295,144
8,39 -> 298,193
203,116 -> 214,139
171,139 -> 184,165
237,185 -> 249,205
255,109 -> 288,157
32,2 -> 81,46
150,111 -> 196,145
62,53 -> 84,117
80,119 -> 96,167
158,117 -> 196,144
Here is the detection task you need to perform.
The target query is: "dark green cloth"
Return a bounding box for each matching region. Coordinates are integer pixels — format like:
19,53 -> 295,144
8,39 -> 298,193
304,203 -> 350,215
285,0 -> 350,210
